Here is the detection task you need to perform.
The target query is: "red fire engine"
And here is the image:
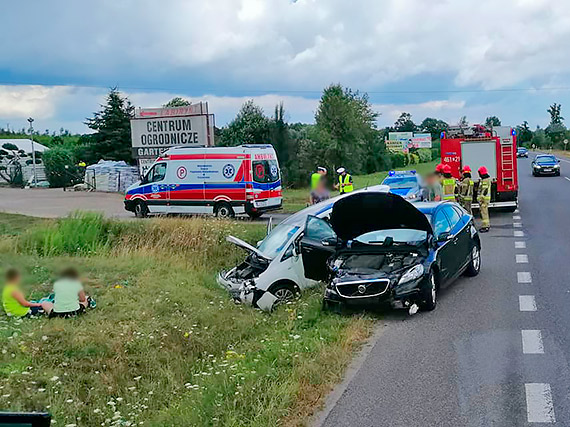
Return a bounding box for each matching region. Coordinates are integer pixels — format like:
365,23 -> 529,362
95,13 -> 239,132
440,125 -> 518,211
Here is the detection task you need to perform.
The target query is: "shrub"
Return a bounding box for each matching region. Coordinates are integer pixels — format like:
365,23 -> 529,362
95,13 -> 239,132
417,149 -> 432,163
42,146 -> 81,188
391,152 -> 407,168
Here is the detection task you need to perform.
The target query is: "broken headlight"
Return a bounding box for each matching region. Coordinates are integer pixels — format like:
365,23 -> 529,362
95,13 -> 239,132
398,264 -> 424,285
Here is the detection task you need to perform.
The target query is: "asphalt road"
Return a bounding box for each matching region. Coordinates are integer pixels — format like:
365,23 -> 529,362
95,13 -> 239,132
317,155 -> 570,426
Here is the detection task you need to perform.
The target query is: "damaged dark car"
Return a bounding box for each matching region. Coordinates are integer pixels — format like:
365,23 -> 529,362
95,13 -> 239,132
299,191 -> 481,313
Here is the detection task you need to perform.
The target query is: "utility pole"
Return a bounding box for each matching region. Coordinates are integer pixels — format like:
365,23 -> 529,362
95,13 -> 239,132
27,117 -> 37,187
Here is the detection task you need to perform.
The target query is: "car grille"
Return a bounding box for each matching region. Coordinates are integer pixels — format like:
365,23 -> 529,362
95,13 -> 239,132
335,279 -> 390,299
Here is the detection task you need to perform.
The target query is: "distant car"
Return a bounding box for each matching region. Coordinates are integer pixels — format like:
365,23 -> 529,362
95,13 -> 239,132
298,192 -> 481,313
517,147 -> 529,158
532,154 -> 560,176
381,171 -> 426,201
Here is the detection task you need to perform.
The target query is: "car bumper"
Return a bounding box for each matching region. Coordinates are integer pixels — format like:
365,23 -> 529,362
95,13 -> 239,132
246,199 -> 282,214
533,168 -> 559,175
217,272 -> 278,311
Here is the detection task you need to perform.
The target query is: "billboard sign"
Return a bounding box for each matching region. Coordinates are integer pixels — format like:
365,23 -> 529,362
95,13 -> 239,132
387,132 -> 432,151
410,133 -> 432,149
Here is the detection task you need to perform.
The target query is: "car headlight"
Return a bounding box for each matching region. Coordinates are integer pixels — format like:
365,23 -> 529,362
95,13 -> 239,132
398,264 -> 424,285
406,193 -> 417,200
554,164 -> 560,168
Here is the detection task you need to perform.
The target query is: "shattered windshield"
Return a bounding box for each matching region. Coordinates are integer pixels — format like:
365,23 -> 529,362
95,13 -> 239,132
257,223 -> 300,259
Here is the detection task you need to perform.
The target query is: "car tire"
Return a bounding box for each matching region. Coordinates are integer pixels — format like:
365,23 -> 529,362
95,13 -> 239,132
420,269 -> 437,311
134,201 -> 148,218
270,282 -> 297,306
247,211 -> 263,219
464,244 -> 481,277
214,202 -> 235,219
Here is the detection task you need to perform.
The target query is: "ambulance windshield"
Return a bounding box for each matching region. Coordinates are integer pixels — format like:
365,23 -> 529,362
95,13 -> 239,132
252,160 -> 280,183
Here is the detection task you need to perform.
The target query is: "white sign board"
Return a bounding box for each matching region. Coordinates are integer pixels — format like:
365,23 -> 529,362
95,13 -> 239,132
135,103 -> 207,119
137,158 -> 156,177
130,115 -> 210,158
410,133 -> 432,149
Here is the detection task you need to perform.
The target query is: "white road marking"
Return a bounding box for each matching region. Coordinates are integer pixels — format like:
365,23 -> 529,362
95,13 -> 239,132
513,215 -> 522,220
516,254 -> 529,264
518,272 -> 532,283
565,176 -> 570,182
515,209 -> 520,213
514,230 -> 525,237
514,222 -> 523,228
522,330 -> 544,354
519,295 -> 537,312
525,383 -> 556,423
515,241 -> 527,249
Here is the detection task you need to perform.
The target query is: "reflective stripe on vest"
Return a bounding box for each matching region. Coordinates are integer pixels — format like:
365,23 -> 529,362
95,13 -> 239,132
479,178 -> 492,202
339,174 -> 353,193
442,178 -> 456,200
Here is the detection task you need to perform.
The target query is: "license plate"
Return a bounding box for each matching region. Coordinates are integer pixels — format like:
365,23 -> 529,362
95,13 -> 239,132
255,200 -> 268,207
543,168 -> 552,172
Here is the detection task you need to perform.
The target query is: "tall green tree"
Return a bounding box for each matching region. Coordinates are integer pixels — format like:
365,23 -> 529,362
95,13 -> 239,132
85,88 -> 134,164
394,112 -> 416,132
219,100 -> 270,146
546,103 -> 566,145
163,97 -> 191,107
548,103 -> 564,125
420,117 -> 448,138
516,121 -> 533,143
312,84 -> 378,174
485,116 -> 501,127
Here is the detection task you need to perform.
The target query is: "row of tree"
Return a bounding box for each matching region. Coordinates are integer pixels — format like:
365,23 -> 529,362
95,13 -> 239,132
2,87 -> 568,188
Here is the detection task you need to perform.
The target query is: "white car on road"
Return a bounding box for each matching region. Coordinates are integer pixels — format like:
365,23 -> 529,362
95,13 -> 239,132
218,185 -> 388,310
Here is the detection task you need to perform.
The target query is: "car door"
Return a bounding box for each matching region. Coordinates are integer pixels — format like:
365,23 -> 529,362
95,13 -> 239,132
443,205 -> 470,272
299,215 -> 337,282
432,206 -> 455,284
144,162 -> 170,214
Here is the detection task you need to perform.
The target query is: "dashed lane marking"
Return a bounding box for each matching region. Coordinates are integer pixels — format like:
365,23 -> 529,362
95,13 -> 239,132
515,241 -> 527,249
519,295 -> 537,312
565,176 -> 570,182
516,254 -> 529,264
514,222 -> 523,228
515,208 -> 520,213
513,215 -> 522,220
522,330 -> 544,354
525,383 -> 556,423
514,230 -> 525,237
518,272 -> 532,283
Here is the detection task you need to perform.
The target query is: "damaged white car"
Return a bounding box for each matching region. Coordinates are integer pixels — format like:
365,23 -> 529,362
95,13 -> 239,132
218,186 -> 388,311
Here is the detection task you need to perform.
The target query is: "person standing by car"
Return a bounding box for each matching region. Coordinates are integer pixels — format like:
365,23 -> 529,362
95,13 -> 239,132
477,166 -> 492,232
441,165 -> 457,201
334,167 -> 354,194
458,165 -> 474,214
425,172 -> 443,202
310,167 -> 327,205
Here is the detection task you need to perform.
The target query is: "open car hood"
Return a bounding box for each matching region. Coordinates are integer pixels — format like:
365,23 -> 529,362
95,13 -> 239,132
226,236 -> 272,261
330,191 -> 432,242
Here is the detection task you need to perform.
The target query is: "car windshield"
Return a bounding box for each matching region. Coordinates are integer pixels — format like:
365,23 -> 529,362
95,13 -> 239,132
252,160 -> 280,183
383,177 -> 418,189
257,223 -> 300,258
354,229 -> 427,245
537,156 -> 556,163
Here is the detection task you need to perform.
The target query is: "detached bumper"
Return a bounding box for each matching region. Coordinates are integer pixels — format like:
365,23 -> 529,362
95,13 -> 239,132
216,272 -> 277,311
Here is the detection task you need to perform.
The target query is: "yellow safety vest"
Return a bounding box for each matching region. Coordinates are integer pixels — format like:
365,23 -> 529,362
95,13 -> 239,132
339,174 -> 353,193
478,178 -> 492,203
460,178 -> 474,201
442,178 -> 456,201
2,284 -> 29,317
311,173 -> 321,190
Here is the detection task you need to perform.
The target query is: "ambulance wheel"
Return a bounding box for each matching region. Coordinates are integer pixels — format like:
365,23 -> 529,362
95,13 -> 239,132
214,202 -> 235,219
247,211 -> 263,219
134,201 -> 148,218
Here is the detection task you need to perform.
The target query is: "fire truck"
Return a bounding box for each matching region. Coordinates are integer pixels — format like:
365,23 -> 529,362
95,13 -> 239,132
440,125 -> 518,211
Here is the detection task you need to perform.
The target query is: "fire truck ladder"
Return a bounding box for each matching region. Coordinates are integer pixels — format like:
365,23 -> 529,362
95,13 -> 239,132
500,143 -> 515,183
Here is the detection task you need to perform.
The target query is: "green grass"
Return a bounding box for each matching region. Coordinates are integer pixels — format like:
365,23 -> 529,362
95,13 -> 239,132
281,160 -> 438,213
0,213 -> 376,426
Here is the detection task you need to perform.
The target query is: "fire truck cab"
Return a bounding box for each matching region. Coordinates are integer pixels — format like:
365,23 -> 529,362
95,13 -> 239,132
440,125 -> 518,211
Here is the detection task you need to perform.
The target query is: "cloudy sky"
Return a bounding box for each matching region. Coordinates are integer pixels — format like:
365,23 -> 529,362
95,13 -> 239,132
1,0 -> 569,134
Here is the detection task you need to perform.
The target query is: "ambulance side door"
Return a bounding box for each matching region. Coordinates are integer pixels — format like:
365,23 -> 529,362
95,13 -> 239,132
144,162 -> 170,214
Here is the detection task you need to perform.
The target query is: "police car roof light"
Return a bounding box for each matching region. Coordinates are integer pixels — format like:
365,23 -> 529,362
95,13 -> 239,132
388,170 -> 396,176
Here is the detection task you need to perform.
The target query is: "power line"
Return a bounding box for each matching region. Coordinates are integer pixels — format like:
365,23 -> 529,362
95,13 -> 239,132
1,81 -> 570,95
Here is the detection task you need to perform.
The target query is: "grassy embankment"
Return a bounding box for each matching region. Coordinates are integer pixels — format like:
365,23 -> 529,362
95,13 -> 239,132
281,160 -> 438,213
0,212 -> 376,426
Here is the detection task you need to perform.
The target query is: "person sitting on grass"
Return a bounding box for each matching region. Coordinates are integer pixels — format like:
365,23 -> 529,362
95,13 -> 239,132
2,268 -> 53,317
50,267 -> 91,319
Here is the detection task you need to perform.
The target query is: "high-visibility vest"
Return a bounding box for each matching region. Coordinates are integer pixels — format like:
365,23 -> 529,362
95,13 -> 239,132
478,177 -> 492,202
459,178 -> 474,201
311,173 -> 321,190
442,178 -> 456,201
339,174 -> 353,193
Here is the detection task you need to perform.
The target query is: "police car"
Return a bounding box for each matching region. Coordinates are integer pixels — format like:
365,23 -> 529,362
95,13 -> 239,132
381,170 -> 426,201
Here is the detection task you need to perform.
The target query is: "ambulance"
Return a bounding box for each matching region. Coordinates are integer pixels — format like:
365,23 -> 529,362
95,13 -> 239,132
124,145 -> 282,218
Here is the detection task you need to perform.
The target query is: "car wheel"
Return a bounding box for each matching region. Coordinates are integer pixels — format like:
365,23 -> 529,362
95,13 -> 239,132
247,211 -> 263,219
271,283 -> 297,306
464,244 -> 481,277
134,201 -> 148,218
420,269 -> 437,311
214,202 -> 235,219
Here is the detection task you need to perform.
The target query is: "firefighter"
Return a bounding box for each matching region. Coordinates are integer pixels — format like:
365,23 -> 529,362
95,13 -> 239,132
334,167 -> 354,194
441,165 -> 457,201
458,165 -> 474,214
477,166 -> 492,232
